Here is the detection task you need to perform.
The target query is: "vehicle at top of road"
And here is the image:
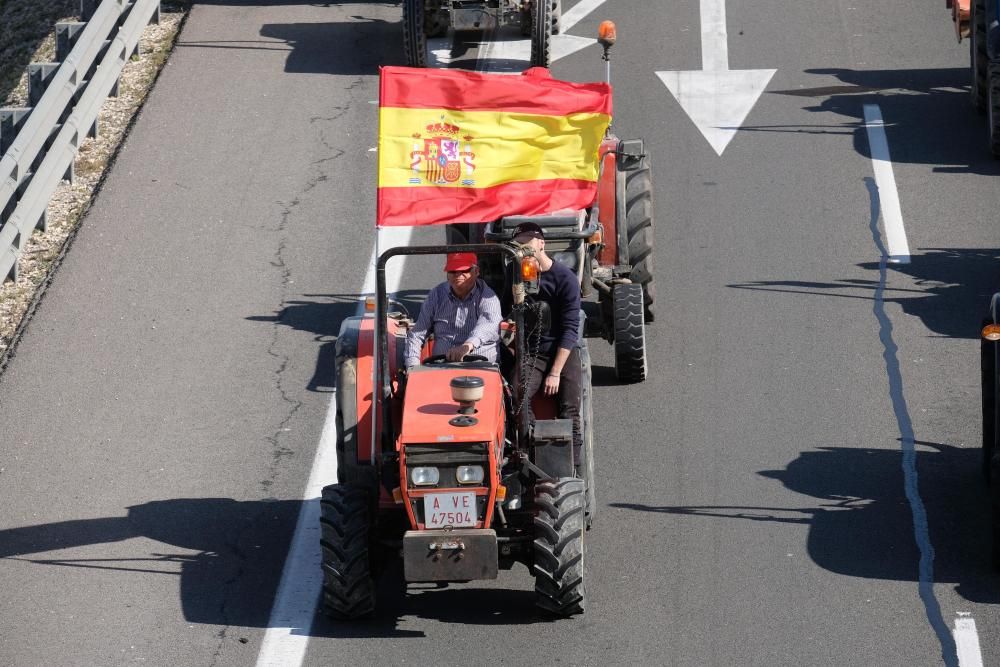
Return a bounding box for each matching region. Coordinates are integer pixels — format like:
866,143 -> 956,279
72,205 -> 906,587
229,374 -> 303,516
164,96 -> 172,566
403,0 -> 562,67
948,0 -> 1000,155
318,23 -> 657,619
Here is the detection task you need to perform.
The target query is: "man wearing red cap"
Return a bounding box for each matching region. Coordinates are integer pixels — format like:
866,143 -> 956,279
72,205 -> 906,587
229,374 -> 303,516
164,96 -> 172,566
404,252 -> 502,368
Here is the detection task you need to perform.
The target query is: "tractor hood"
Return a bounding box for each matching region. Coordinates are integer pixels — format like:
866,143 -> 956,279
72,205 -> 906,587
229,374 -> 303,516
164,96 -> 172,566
399,366 -> 505,445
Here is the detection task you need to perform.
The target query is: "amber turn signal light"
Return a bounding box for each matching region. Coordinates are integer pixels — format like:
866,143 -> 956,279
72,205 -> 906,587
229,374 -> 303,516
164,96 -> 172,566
983,324 -> 1000,341
598,20 -> 617,47
496,485 -> 507,501
520,256 -> 539,282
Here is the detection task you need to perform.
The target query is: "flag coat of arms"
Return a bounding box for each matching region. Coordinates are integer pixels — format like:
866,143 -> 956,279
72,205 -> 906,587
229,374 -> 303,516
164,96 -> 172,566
377,66 -> 612,228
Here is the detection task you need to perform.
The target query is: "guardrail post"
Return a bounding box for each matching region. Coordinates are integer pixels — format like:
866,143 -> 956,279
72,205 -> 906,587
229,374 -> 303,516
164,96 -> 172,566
28,64 -> 61,107
0,109 -> 32,157
56,23 -> 88,62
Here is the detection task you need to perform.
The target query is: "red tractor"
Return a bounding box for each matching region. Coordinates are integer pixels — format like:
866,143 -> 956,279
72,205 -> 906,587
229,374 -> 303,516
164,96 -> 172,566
322,242 -> 594,618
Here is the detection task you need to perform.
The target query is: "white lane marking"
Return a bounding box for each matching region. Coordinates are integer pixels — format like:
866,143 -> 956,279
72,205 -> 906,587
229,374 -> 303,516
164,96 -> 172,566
255,225 -> 413,667
954,614 -> 985,667
863,104 -> 911,264
561,0 -> 607,33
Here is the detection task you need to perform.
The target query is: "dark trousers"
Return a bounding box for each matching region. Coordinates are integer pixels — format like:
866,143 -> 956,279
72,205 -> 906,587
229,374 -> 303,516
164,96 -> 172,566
522,347 -> 583,467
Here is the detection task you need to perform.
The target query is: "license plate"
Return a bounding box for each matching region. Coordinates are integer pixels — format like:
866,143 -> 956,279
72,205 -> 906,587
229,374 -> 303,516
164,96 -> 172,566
423,491 -> 477,528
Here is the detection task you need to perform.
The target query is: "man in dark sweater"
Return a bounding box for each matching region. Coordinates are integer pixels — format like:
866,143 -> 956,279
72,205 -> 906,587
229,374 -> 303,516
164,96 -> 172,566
512,221 -> 583,471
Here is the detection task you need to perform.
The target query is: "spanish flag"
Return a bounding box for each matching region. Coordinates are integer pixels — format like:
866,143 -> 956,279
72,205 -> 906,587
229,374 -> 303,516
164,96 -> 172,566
377,66 -> 612,228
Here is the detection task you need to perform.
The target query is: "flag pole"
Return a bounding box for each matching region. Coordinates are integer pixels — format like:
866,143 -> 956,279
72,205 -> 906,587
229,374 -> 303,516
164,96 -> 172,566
371,224 -> 381,470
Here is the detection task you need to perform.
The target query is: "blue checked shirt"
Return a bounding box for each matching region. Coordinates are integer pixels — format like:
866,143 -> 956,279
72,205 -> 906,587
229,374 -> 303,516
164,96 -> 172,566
404,279 -> 502,368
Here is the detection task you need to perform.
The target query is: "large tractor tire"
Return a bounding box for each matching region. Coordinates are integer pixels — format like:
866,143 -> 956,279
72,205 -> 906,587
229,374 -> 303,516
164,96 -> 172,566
551,0 -> 562,35
989,64 -> 1000,157
983,325 -> 997,482
319,484 -> 377,619
624,155 -> 656,322
530,0 -> 552,67
992,451 -> 1000,570
612,283 -> 647,383
403,0 -> 428,67
533,478 -> 586,616
973,0 -> 989,113
578,342 -> 597,529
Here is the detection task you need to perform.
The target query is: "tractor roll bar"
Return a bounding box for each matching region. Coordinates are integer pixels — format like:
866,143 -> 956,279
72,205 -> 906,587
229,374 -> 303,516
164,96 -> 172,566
374,242 -> 528,457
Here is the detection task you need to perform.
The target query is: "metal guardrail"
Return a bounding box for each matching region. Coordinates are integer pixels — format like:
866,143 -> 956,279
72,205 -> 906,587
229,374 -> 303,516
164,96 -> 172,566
0,0 -> 162,282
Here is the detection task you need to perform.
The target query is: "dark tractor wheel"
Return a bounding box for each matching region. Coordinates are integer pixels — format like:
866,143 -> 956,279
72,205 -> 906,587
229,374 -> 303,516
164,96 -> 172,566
578,343 -> 597,529
983,326 -> 997,482
973,0 -> 988,113
992,451 -> 1000,570
530,0 -> 552,67
624,155 -> 655,322
533,478 -> 586,616
612,283 -> 647,383
989,64 -> 1000,157
319,484 -> 376,619
551,0 -> 562,35
403,0 -> 428,67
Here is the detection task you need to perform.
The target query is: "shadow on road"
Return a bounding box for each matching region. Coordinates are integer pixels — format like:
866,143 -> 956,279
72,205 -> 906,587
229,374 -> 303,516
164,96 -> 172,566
0,496 -> 550,633
246,290 -> 426,392
762,67 -> 1000,174
729,247 -> 1000,340
610,441 -> 1000,604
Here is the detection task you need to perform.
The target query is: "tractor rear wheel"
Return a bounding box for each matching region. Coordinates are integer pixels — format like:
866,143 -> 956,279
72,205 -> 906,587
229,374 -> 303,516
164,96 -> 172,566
624,155 -> 655,322
530,0 -> 552,67
319,484 -> 377,619
973,0 -> 989,113
579,342 -> 597,529
403,0 -> 428,67
533,478 -> 586,616
612,283 -> 647,383
989,64 -> 1000,157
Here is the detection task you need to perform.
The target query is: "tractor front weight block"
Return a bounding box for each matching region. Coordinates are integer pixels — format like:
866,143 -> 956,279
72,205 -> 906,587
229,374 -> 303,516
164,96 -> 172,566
403,529 -> 499,582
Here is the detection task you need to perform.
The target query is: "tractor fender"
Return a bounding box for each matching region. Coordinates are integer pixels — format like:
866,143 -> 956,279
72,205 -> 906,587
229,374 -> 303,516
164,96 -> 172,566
334,317 -> 377,490
596,137 -> 620,267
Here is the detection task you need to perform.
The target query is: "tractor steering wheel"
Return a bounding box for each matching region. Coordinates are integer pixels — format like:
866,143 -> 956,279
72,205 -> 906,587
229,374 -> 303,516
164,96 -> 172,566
422,354 -> 489,365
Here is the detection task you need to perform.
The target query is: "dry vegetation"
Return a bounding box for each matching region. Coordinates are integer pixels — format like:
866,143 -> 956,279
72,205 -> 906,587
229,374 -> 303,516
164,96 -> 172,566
0,1 -> 188,362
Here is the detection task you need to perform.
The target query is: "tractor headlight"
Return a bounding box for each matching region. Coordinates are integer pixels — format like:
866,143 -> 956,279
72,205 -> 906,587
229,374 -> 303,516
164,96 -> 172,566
411,467 -> 440,486
456,465 -> 485,485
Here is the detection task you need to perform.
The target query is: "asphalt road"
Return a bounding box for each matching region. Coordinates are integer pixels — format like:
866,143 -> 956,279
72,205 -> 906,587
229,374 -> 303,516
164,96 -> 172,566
2,1 -> 1000,665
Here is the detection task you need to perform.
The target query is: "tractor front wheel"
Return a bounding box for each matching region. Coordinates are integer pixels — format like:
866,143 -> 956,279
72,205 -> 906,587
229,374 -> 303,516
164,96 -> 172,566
530,0 -> 552,67
983,325 -> 997,482
319,484 -> 377,619
533,478 -> 586,616
403,0 -> 428,67
612,283 -> 647,383
989,64 -> 1000,157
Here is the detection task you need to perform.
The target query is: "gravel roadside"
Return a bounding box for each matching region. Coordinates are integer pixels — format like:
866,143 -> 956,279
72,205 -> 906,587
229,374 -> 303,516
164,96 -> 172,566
0,1 -> 190,366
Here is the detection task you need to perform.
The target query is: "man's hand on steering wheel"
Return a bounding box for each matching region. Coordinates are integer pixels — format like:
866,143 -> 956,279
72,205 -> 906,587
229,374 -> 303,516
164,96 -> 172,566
446,343 -> 474,362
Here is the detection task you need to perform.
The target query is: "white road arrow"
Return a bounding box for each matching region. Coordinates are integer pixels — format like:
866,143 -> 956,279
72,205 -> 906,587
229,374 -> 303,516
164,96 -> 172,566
430,0 -> 606,71
656,0 -> 775,155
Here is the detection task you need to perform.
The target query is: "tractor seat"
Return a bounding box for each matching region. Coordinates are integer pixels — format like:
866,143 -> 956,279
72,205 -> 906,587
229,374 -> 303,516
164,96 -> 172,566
495,211 -> 586,283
